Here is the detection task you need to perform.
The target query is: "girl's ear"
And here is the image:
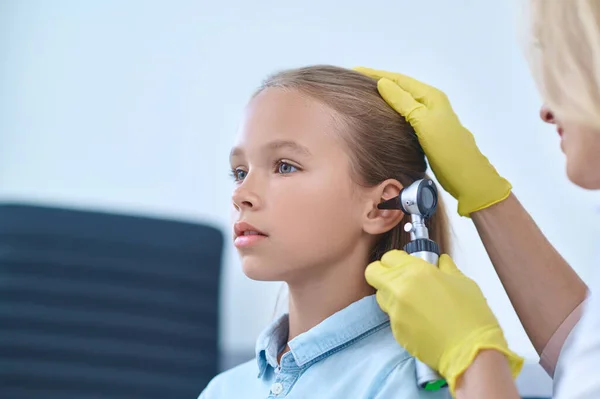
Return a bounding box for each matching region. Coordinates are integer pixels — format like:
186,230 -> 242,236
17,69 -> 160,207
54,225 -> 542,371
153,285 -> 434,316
362,179 -> 405,235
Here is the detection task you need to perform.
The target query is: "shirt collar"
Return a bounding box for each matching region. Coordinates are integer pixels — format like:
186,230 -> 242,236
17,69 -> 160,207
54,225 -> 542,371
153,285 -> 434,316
255,313 -> 290,377
255,294 -> 389,377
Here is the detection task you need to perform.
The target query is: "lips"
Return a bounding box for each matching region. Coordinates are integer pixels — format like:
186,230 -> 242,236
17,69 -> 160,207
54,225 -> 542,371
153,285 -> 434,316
558,127 -> 564,137
233,222 -> 268,249
234,221 -> 267,238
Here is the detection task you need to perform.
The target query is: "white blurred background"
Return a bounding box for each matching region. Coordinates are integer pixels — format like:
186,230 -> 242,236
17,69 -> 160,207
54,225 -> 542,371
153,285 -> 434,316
2,1 -> 600,396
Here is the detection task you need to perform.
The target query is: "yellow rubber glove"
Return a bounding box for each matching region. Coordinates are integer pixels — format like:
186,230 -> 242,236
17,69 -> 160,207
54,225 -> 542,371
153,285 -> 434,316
365,250 -> 523,395
354,67 -> 511,217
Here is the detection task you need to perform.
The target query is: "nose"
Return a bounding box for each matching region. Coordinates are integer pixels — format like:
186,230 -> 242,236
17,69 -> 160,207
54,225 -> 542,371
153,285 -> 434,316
540,105 -> 555,124
232,184 -> 261,211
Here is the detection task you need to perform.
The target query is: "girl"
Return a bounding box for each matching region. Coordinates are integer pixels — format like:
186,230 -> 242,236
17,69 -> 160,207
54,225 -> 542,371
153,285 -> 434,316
199,65 -> 451,399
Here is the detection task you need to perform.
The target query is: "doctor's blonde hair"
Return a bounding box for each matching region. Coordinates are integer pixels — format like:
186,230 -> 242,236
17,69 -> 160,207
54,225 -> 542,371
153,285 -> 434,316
525,0 -> 600,129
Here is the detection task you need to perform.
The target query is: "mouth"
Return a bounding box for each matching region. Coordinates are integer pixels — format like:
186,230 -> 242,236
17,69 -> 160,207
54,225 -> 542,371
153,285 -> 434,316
557,126 -> 564,137
233,221 -> 268,248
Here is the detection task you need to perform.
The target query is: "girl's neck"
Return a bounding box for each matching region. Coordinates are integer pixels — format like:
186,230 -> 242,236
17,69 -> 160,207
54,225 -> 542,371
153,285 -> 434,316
286,257 -> 375,344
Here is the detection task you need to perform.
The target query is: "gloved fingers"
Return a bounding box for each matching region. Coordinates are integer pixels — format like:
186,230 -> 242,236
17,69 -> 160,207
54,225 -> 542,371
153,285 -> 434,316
377,78 -> 427,122
375,289 -> 391,314
373,279 -> 413,315
365,252 -> 416,290
379,249 -> 411,267
365,261 -> 392,289
379,250 -> 441,278
438,254 -> 464,277
353,66 -> 432,99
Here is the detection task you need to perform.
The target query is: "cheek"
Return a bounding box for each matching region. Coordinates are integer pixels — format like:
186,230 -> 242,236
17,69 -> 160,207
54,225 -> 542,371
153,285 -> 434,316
240,172 -> 366,281
563,129 -> 600,189
270,176 -> 362,245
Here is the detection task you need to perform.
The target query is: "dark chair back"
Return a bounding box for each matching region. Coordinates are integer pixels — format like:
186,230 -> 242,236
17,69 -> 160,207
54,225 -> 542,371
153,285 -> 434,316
0,203 -> 223,399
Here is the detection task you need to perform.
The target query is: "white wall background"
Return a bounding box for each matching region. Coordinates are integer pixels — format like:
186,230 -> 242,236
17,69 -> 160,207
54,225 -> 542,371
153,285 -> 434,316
2,0 -> 600,394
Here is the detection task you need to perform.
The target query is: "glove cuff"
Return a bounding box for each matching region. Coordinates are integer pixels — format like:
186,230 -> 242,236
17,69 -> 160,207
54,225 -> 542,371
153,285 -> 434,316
457,176 -> 512,217
440,325 -> 524,396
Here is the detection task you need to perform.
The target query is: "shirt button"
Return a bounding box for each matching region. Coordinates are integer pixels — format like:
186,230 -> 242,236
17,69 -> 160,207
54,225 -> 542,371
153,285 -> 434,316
271,382 -> 284,395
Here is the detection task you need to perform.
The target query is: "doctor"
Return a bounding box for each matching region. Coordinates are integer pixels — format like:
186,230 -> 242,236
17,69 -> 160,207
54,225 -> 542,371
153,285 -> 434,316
358,1 -> 600,398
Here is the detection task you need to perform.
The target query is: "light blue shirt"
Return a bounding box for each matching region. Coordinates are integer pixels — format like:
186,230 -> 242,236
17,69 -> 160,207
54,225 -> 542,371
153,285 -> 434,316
199,295 -> 450,398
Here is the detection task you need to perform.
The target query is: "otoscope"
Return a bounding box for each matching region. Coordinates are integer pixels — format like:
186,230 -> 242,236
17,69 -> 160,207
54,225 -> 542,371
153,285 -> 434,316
377,178 -> 447,391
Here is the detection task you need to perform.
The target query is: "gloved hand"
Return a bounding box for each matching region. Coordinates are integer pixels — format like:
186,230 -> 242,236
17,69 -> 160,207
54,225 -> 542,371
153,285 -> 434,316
354,67 -> 511,217
365,250 -> 523,395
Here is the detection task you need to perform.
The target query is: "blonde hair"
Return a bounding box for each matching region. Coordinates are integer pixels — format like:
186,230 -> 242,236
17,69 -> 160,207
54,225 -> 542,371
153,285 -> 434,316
255,65 -> 451,261
525,0 -> 600,129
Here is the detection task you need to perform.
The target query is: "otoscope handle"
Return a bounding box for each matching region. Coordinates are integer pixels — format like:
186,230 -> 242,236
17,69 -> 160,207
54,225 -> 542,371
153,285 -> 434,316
405,238 -> 440,266
403,239 -> 447,390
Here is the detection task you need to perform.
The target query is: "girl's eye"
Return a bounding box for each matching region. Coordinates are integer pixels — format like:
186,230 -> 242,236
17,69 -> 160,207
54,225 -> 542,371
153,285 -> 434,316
277,161 -> 298,174
230,169 -> 247,182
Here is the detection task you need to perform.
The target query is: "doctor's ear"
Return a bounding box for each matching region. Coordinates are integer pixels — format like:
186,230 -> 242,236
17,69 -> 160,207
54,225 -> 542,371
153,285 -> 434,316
362,179 -> 405,235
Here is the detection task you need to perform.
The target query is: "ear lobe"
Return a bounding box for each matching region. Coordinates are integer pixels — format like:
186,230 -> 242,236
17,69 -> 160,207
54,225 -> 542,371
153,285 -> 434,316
363,180 -> 405,235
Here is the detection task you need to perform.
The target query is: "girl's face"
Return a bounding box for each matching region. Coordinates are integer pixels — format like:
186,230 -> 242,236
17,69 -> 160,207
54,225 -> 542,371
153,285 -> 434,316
539,105 -> 600,189
229,88 -> 379,284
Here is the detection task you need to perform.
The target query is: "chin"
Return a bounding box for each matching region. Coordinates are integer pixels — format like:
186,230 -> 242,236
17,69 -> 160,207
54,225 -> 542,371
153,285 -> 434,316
241,258 -> 285,282
566,161 -> 600,190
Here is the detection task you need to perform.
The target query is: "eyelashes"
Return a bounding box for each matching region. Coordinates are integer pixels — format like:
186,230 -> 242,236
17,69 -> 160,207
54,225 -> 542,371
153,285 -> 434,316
276,161 -> 298,175
229,168 -> 247,182
230,160 -> 299,182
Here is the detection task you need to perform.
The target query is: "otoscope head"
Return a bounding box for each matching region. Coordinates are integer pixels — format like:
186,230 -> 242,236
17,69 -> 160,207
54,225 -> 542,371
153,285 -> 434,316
377,179 -> 438,219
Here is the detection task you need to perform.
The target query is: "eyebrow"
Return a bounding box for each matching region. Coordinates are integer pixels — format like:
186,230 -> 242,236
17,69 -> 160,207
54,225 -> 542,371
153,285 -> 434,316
229,140 -> 313,159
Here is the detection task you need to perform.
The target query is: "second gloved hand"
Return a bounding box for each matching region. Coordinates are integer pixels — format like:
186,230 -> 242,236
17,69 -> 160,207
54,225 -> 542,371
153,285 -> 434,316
365,250 -> 523,394
354,67 -> 512,217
